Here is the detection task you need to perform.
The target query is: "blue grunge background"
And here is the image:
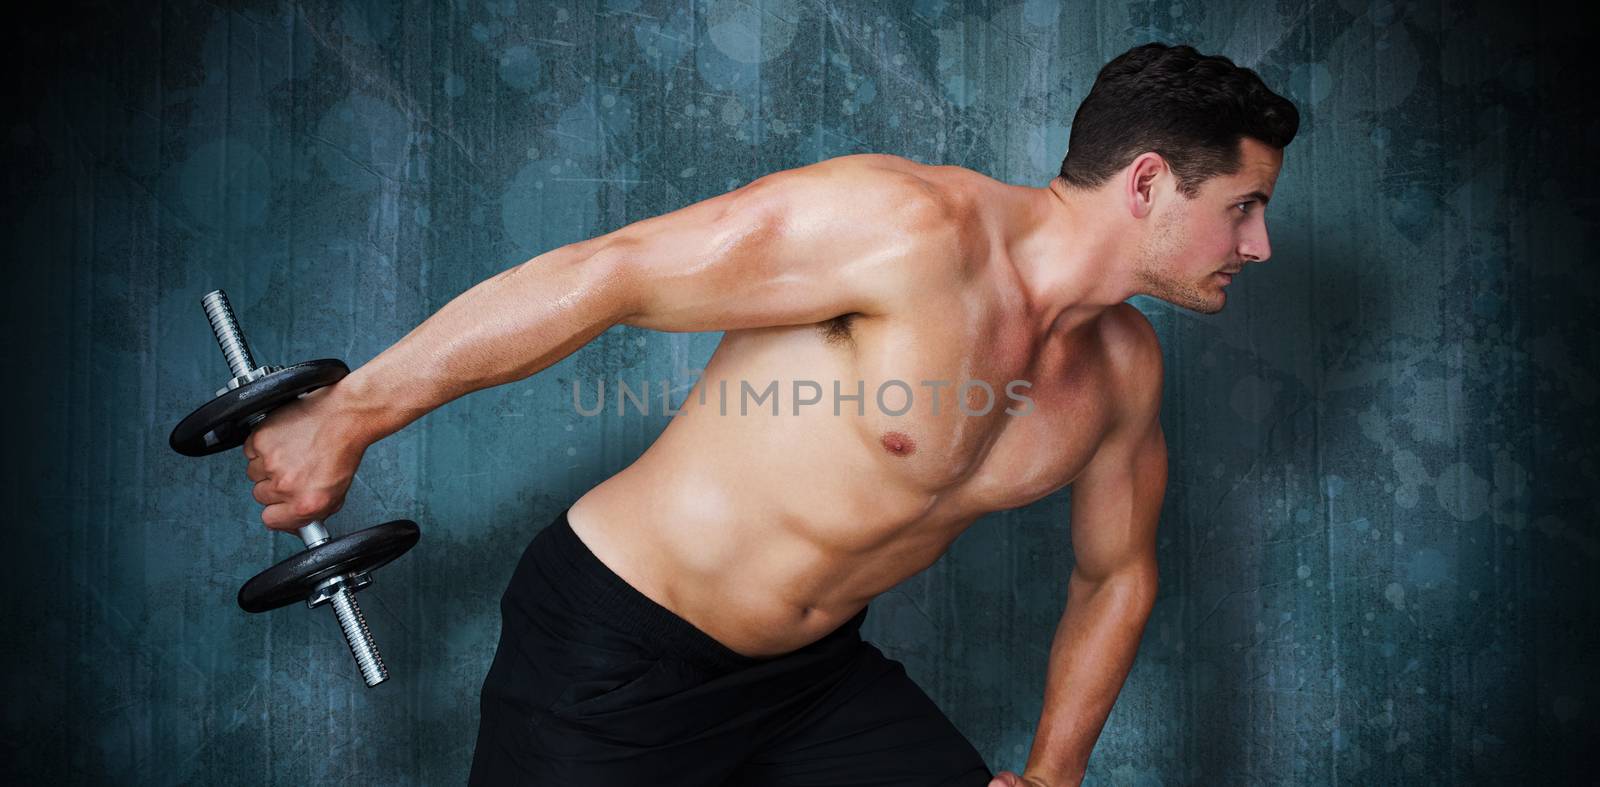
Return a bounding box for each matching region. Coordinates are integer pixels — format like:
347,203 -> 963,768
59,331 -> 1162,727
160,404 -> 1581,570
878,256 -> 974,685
2,0 -> 1594,783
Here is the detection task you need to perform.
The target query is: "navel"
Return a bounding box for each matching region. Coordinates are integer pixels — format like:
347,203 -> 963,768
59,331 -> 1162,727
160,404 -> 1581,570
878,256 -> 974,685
880,430 -> 917,457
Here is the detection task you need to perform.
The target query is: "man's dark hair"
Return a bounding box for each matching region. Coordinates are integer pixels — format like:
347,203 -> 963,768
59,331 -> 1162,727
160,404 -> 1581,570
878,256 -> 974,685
1059,43 -> 1299,198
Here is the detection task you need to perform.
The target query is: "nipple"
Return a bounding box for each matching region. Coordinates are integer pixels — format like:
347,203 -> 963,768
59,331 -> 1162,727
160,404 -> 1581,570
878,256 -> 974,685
880,431 -> 917,457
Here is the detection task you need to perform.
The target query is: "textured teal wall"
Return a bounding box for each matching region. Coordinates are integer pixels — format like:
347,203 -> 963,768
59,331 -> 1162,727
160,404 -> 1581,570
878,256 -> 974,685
2,0 -> 1594,784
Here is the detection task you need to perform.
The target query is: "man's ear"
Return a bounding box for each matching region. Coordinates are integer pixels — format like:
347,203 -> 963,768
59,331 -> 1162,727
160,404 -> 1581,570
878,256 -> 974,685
1124,152 -> 1167,219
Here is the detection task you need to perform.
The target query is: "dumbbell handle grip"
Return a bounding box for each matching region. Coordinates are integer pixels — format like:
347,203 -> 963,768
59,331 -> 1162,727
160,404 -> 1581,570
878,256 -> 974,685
299,522 -> 331,548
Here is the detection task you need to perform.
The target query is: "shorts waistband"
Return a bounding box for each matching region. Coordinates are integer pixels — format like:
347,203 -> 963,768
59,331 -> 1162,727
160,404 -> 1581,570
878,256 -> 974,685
532,507 -> 867,674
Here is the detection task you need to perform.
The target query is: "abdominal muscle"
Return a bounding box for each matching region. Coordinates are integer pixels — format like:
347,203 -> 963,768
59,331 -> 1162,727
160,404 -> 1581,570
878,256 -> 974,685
566,459 -> 972,658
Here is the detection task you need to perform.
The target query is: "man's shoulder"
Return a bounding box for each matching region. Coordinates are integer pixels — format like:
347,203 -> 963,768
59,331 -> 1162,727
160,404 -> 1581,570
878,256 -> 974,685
1098,303 -> 1164,420
1101,302 -> 1160,350
809,152 -> 946,181
770,154 -> 974,273
788,153 -> 986,225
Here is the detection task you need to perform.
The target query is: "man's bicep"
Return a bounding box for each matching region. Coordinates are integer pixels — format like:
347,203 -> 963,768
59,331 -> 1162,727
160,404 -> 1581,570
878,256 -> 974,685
1069,416 -> 1166,585
605,162 -> 945,333
1068,311 -> 1167,585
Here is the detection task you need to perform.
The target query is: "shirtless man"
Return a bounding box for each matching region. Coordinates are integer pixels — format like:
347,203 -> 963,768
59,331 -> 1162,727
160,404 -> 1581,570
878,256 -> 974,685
241,43 -> 1296,786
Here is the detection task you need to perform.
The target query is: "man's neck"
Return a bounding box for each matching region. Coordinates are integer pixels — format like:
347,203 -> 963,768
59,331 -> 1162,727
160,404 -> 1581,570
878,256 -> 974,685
1010,177 -> 1142,339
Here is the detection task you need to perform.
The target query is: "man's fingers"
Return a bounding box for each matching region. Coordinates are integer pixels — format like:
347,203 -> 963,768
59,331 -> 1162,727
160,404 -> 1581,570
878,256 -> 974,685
251,479 -> 280,506
260,493 -> 344,531
260,501 -> 312,532
245,457 -> 268,483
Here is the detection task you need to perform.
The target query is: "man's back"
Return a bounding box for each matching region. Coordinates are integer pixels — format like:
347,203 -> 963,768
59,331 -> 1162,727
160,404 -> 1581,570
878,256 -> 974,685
566,154 -> 1149,657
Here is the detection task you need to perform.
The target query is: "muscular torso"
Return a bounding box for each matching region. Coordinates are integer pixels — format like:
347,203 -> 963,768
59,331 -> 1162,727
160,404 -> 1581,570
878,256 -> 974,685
568,159 -> 1130,657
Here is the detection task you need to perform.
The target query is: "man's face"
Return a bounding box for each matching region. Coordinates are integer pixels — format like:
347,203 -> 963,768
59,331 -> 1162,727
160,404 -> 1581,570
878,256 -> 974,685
1134,137 -> 1282,314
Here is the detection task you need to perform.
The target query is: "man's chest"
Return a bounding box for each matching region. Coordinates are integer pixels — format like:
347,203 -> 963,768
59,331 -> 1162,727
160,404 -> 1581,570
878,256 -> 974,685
823,305 -> 1119,510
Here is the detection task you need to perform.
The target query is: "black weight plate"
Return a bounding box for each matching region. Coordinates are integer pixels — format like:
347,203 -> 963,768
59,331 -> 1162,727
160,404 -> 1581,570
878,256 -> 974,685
170,359 -> 348,456
238,520 -> 421,613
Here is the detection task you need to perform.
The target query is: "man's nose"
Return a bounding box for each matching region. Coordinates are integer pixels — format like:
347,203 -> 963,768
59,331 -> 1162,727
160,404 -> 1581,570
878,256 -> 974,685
1240,231 -> 1271,263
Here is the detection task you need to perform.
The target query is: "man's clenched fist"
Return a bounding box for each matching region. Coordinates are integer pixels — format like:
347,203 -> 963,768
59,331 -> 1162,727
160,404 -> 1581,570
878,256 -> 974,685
242,385 -> 370,531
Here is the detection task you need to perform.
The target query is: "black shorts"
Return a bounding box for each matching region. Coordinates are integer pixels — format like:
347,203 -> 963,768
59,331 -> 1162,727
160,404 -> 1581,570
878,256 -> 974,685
468,507 -> 994,786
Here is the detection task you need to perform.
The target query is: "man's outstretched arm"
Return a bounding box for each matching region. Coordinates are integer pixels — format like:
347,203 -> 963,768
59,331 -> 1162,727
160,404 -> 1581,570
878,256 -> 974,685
330,154 -> 945,446
1007,305 -> 1167,787
243,155 -> 949,529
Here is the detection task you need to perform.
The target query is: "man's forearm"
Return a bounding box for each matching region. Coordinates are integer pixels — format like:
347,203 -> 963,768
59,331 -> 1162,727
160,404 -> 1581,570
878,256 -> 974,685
326,242 -> 626,445
1022,571 -> 1157,785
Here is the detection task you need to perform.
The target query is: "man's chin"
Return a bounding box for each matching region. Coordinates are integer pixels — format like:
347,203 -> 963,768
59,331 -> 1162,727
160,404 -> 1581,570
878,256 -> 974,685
1142,279 -> 1228,314
1163,292 -> 1226,315
1196,281 -> 1229,314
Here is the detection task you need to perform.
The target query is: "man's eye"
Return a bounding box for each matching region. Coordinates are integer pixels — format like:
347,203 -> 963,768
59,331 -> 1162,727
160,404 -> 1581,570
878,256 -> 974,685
1235,201 -> 1252,214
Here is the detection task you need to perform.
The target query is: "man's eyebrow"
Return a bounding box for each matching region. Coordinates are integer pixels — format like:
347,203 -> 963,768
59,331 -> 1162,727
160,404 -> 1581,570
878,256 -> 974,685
1236,190 -> 1272,206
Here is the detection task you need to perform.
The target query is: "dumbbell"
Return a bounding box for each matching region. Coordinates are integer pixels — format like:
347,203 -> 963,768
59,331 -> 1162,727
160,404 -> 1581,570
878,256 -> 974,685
170,289 -> 420,687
